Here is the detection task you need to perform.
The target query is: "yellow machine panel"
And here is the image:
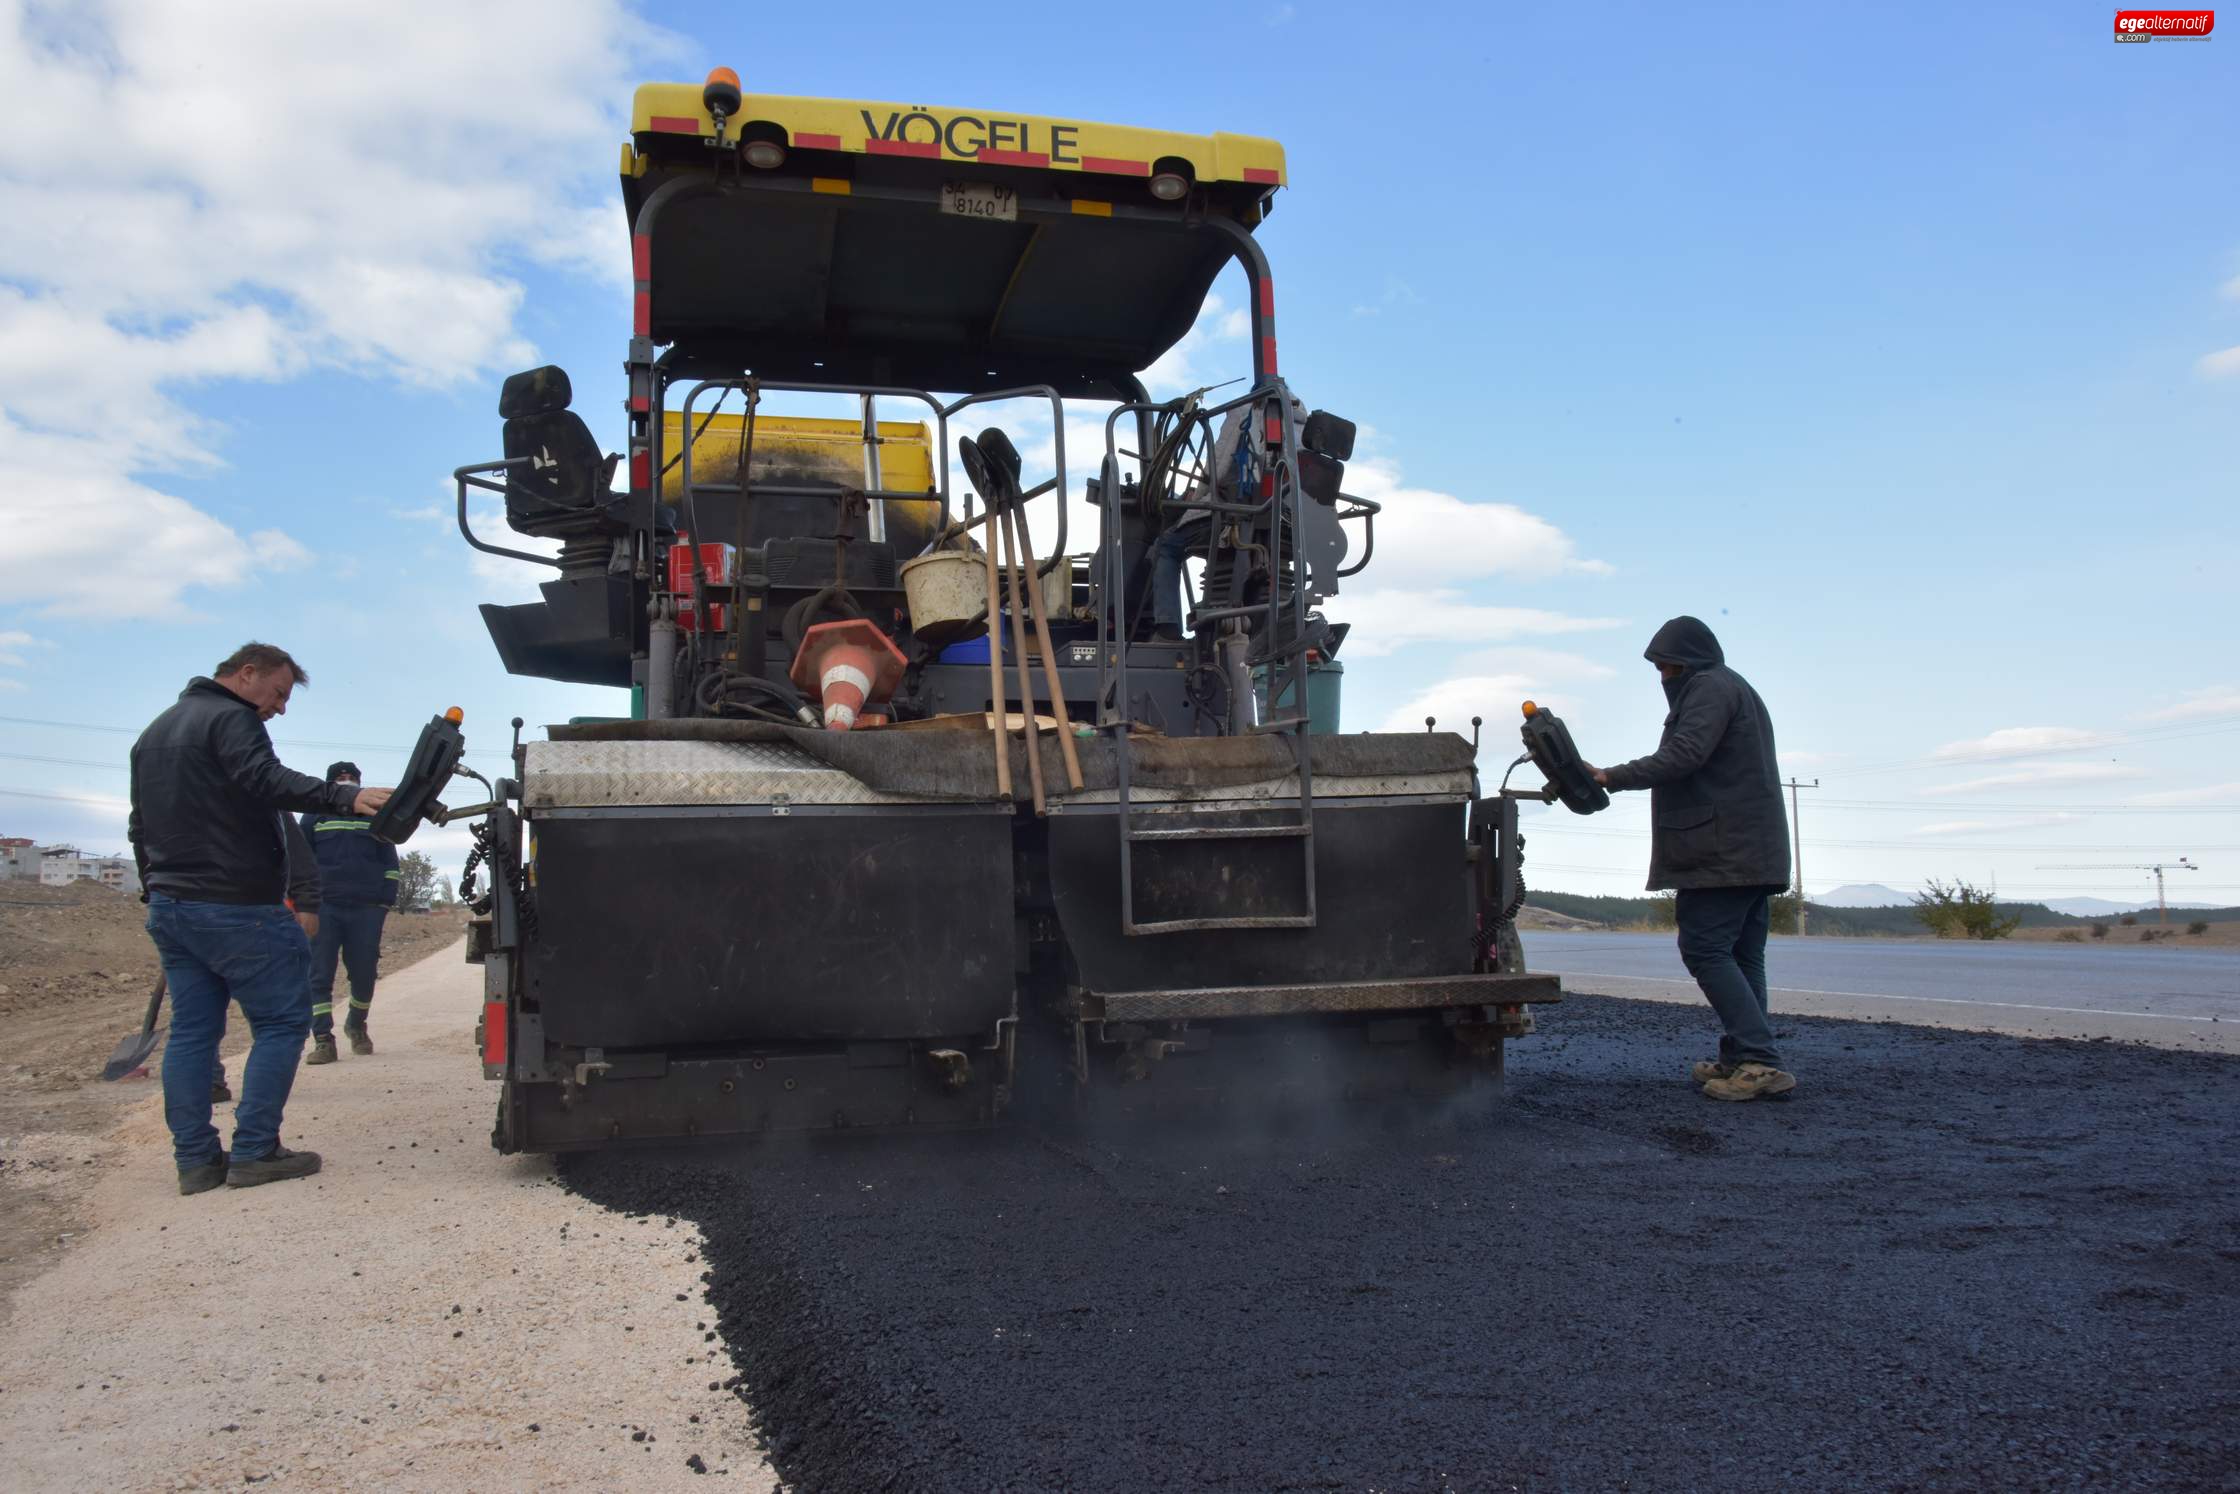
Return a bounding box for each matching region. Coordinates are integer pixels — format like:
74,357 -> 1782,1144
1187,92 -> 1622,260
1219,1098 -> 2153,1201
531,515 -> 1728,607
659,413 -> 942,550
630,84 -> 1286,188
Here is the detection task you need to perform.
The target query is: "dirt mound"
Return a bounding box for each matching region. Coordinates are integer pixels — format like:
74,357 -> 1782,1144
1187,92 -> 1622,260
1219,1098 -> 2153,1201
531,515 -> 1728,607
0,883 -> 163,1033
0,887 -> 467,1094
1517,902 -> 1603,931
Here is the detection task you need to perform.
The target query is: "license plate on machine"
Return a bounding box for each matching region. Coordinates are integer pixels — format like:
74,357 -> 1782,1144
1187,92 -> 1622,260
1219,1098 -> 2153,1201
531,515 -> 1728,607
940,182 -> 1017,222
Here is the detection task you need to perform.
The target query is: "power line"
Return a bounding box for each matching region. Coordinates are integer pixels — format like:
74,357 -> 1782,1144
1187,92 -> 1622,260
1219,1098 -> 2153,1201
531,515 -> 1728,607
0,787 -> 127,807
1818,721 -> 2240,780
0,714 -> 509,762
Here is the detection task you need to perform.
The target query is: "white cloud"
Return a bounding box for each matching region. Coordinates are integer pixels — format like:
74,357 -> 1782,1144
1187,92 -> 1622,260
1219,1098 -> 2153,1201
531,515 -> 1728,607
0,416 -> 315,619
0,678 -> 23,692
0,0 -> 657,618
0,629 -> 42,667
1911,813 -> 2086,837
1134,291 -> 1253,399
1337,456 -> 1612,588
1928,726 -> 2109,763
2199,345 -> 2240,379
2145,684 -> 2240,723
1350,277 -> 1423,319
2130,780 -> 2240,807
1921,761 -> 2147,796
1376,674 -> 1584,735
1327,590 -> 1624,658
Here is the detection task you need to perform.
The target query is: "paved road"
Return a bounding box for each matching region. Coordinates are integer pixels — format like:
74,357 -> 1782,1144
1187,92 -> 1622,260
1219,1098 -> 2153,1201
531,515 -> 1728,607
1523,930 -> 2239,1048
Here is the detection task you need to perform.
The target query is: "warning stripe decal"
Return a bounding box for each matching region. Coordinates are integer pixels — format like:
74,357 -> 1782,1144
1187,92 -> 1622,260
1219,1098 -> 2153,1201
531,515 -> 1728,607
864,136 -> 941,158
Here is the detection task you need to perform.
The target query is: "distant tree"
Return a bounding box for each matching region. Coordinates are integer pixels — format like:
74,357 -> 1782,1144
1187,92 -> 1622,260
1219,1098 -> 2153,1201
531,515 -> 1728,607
2187,920 -> 2210,936
2088,922 -> 2109,940
435,874 -> 456,907
2118,915 -> 2138,927
1769,887 -> 1801,935
1911,879 -> 2021,940
396,851 -> 438,908
1644,891 -> 1677,930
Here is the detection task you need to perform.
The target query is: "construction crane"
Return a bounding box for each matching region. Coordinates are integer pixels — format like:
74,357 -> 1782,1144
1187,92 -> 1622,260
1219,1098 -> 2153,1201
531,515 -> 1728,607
2034,858 -> 2199,923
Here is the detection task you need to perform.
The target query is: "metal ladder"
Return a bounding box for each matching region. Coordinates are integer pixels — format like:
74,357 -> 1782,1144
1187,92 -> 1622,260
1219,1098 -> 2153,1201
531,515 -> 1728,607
1103,388 -> 1319,935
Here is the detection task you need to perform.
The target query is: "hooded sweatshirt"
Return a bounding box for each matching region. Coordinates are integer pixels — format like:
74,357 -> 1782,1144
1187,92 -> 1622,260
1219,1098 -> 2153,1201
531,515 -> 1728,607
1599,616 -> 1791,891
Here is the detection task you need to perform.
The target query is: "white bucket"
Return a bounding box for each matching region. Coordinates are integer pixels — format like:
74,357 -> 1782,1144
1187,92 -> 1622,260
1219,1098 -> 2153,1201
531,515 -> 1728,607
901,550 -> 1073,646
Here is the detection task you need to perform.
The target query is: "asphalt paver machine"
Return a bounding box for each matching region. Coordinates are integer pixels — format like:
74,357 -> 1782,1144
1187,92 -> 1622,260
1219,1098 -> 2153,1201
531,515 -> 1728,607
414,72 -> 1572,1152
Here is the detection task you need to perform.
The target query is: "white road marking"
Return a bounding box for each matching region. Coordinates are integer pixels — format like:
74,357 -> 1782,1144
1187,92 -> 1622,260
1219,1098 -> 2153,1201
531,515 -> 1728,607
1546,970 -> 2223,1024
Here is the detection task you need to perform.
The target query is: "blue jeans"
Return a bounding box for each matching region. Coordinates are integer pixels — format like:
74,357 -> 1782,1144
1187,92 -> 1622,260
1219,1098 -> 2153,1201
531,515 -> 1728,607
145,894 -> 312,1168
1675,885 -> 1785,1068
310,903 -> 388,1036
1151,524 -> 1196,632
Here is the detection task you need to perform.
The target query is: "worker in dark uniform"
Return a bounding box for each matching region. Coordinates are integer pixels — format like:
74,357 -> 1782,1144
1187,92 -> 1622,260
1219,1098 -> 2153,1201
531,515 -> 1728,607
130,642 -> 391,1193
1586,616 -> 1798,1102
300,761 -> 400,1064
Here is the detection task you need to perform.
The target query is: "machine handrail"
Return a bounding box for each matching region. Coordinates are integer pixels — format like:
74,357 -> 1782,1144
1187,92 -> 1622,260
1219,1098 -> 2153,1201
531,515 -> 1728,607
453,460 -> 564,570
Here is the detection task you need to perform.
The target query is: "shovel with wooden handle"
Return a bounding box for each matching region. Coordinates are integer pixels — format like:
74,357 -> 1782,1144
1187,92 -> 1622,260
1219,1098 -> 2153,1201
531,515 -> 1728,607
101,971 -> 167,1082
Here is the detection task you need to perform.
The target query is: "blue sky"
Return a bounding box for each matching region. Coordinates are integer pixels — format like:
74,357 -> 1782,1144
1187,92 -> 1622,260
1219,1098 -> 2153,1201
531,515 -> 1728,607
2,0 -> 2234,907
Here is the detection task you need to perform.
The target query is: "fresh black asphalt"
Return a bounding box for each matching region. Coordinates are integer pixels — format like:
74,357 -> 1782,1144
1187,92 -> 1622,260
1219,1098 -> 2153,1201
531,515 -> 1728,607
565,993 -> 2240,1491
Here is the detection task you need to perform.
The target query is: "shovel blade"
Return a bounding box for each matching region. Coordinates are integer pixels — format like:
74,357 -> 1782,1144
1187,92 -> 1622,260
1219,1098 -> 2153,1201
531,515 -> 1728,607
102,1027 -> 163,1082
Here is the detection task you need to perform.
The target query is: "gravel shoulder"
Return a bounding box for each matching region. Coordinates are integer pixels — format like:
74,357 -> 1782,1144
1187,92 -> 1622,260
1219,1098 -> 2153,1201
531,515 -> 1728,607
0,939 -> 773,1492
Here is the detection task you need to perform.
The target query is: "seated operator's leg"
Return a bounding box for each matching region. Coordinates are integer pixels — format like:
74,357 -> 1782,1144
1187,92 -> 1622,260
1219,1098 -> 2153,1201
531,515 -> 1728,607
1150,524 -> 1195,643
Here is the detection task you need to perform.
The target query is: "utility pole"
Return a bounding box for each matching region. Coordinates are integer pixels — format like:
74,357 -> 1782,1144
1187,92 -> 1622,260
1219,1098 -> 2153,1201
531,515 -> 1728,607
1784,777 -> 1818,936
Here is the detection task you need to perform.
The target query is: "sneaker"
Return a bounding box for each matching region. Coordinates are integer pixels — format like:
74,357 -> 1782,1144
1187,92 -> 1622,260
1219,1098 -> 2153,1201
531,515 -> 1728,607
1689,1058 -> 1735,1085
178,1156 -> 229,1195
305,1035 -> 338,1066
346,1025 -> 373,1057
211,1073 -> 235,1104
1702,1063 -> 1798,1103
225,1145 -> 323,1188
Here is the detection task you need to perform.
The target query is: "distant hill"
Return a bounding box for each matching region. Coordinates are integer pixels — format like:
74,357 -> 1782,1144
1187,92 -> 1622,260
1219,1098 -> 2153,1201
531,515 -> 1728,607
1523,887 -> 2222,936
2039,897 -> 2219,917
1816,883 -> 1913,908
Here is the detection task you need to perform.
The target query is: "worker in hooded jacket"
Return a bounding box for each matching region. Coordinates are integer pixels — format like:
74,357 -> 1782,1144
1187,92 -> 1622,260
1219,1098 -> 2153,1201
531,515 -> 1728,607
299,761 -> 400,1064
1587,617 -> 1799,1101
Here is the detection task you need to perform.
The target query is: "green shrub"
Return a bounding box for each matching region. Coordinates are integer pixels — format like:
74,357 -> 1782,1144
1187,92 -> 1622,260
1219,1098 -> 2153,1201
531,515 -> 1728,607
2187,920 -> 2210,936
1912,878 -> 2022,940
2119,915 -> 2138,926
2089,922 -> 2109,939
2056,929 -> 2083,943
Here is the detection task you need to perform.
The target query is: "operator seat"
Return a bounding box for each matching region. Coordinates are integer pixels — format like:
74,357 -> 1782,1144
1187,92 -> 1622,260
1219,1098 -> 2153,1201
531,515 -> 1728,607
498,365 -> 620,536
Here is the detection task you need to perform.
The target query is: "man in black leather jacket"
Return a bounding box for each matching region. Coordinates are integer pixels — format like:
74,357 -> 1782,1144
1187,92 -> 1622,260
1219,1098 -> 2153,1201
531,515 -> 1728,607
129,642 -> 391,1193
1588,616 -> 1798,1102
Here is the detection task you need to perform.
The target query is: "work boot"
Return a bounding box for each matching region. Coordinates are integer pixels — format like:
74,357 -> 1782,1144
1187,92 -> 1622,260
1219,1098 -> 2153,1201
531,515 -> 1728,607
211,1071 -> 235,1104
346,1024 -> 373,1057
305,1035 -> 338,1065
177,1155 -> 228,1195
226,1146 -> 322,1188
1689,1058 -> 1735,1085
1702,1063 -> 1798,1103
1149,625 -> 1185,645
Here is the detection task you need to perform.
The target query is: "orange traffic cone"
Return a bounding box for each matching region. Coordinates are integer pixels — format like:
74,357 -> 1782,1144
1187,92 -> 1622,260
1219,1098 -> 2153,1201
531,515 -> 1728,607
787,619 -> 908,730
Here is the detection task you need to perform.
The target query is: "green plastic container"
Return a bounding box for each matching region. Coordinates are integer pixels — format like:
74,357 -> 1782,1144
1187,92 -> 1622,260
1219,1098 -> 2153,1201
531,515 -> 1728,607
1254,657 -> 1344,734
